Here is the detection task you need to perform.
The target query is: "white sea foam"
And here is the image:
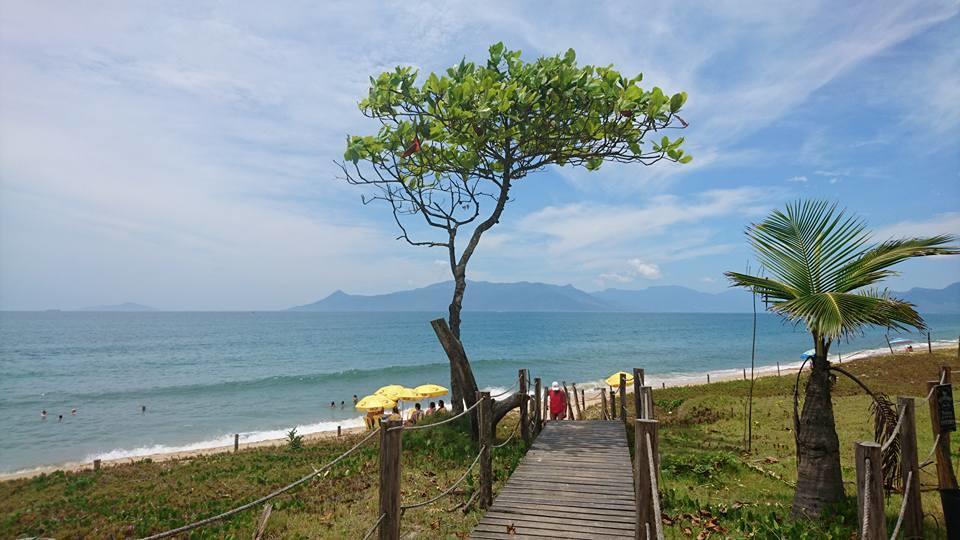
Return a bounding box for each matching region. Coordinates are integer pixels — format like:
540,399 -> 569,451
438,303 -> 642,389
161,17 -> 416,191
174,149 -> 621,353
83,416 -> 366,463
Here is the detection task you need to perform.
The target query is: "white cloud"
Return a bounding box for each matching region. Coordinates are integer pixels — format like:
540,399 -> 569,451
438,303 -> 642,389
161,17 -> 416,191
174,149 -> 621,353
872,212 -> 960,241
627,259 -> 663,280
787,175 -> 809,183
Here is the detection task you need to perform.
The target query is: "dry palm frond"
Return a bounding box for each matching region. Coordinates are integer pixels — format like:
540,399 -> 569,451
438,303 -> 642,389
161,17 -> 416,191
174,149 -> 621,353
869,392 -> 901,491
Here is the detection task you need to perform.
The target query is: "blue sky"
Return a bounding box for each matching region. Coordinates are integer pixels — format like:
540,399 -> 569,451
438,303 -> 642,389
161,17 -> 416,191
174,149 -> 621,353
1,1 -> 958,310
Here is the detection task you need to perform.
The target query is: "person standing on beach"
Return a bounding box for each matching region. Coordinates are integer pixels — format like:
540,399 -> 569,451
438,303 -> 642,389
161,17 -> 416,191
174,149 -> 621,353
548,381 -> 567,421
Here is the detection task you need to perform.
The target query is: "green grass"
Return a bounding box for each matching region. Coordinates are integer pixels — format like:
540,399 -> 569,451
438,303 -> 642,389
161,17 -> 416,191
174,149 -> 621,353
0,413 -> 526,539
595,348 -> 960,539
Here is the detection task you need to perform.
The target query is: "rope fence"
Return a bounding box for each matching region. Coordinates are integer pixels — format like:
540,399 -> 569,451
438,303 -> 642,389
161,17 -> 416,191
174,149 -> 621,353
645,432 -> 665,540
138,427 -> 381,540
861,457 -> 874,539
888,470 -> 913,540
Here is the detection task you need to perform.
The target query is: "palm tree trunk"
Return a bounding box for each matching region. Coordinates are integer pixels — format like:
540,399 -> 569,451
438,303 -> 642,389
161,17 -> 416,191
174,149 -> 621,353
792,352 -> 844,516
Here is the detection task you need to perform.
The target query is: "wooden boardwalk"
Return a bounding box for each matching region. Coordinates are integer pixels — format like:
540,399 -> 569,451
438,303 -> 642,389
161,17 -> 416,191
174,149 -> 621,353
471,421 -> 635,539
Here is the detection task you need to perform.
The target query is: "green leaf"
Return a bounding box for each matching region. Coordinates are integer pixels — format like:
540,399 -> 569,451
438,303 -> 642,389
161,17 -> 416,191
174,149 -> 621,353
679,155 -> 692,164
670,91 -> 687,113
489,42 -> 505,58
563,48 -> 576,63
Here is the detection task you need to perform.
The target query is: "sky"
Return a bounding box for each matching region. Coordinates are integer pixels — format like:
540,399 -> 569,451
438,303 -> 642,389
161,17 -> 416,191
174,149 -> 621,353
1,1 -> 958,310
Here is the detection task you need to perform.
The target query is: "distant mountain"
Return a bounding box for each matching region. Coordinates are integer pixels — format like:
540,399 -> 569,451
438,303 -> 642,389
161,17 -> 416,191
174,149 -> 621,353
291,280 -> 960,314
897,282 -> 960,314
290,281 -> 612,312
591,286 -> 753,313
78,302 -> 157,312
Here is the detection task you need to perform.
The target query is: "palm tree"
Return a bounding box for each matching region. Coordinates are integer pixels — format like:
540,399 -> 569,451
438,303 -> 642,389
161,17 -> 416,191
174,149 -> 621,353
725,200 -> 957,517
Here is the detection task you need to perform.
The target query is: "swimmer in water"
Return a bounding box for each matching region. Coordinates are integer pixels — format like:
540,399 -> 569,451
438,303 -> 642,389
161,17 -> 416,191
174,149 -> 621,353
71,408 -> 77,415
58,414 -> 63,423
330,401 -> 336,408
141,405 -> 146,414
41,410 -> 47,420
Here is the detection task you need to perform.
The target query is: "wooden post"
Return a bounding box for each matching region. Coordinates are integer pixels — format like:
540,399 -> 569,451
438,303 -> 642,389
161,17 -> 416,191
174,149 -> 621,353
378,418 -> 402,540
854,441 -> 886,539
927,376 -> 958,491
634,419 -> 660,540
639,387 -> 654,420
93,459 -> 101,471
633,368 -> 643,420
777,362 -> 781,376
534,377 -> 543,435
562,381 -> 574,420
580,388 -> 586,413
897,397 -> 923,538
619,373 -> 628,429
928,331 -> 933,354
234,433 -> 239,452
661,382 -> 665,389
707,373 -> 710,384
519,370 -> 530,445
478,391 -> 493,509
885,334 -> 894,354
570,383 -> 583,421
600,388 -> 609,420
613,385 -> 618,415
742,368 -> 747,380
337,426 -> 341,437
543,390 -> 549,423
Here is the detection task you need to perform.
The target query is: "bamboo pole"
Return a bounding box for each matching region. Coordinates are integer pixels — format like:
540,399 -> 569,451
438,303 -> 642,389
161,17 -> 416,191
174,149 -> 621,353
519,370 -> 530,445
897,397 -> 923,538
534,377 -> 542,435
478,391 -> 493,509
378,418 -> 402,540
570,383 -> 583,421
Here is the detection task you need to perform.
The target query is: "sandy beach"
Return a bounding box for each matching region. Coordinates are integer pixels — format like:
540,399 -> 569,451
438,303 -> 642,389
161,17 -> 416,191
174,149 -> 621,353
3,340 -> 956,483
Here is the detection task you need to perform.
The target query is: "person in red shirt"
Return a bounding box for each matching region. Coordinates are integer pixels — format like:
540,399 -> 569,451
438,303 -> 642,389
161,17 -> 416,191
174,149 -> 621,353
548,381 -> 567,421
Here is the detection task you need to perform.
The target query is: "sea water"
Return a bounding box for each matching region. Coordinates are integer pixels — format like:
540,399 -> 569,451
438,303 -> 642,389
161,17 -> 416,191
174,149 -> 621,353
1,311 -> 958,473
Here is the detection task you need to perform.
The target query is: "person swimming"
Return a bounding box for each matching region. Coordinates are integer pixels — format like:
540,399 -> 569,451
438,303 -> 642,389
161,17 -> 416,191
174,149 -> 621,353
41,410 -> 47,420
329,401 -> 336,408
141,405 -> 146,413
340,400 -> 345,409
71,408 -> 77,415
58,414 -> 63,423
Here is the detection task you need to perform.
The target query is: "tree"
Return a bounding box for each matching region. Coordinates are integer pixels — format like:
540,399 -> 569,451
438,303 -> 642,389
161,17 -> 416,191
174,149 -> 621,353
725,200 -> 957,517
339,42 -> 691,418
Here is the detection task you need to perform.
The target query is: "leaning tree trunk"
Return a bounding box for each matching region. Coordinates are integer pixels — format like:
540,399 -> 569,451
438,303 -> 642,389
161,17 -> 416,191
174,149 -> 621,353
792,352 -> 844,517
446,275 -> 468,414
431,318 -> 479,437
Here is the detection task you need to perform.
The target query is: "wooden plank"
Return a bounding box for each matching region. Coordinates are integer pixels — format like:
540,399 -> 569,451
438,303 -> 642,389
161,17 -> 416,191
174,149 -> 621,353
480,514 -> 634,532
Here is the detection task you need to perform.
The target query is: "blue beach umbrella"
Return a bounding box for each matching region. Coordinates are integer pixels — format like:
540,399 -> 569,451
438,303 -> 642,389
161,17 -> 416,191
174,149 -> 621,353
800,349 -> 815,360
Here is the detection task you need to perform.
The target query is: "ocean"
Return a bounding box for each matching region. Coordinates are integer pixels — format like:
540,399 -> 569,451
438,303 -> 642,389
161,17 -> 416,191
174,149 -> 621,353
1,311 -> 958,474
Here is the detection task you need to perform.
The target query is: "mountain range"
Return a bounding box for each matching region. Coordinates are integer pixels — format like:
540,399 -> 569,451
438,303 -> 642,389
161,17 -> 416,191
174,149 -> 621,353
290,281 -> 960,314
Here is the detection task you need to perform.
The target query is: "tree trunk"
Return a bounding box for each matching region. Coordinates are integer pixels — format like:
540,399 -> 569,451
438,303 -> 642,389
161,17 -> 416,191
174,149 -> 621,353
792,351 -> 844,517
447,273 -> 468,413
430,318 -> 479,436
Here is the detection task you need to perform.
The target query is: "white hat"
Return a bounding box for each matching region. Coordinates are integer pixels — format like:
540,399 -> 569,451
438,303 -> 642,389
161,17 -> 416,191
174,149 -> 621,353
551,381 -> 560,391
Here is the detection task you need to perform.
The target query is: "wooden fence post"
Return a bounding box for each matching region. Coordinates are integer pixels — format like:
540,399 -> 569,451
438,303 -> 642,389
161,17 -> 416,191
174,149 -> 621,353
707,373 -> 710,384
897,397 -> 923,538
855,441 -> 886,539
928,332 -> 933,354
93,459 -> 101,471
640,387 -> 654,420
337,426 -> 341,437
543,390 -> 549,423
661,382 -> 665,389
633,368 -> 643,420
478,391 -> 493,509
571,383 -> 583,421
610,387 -> 617,420
777,362 -> 781,376
600,388 -> 609,420
534,377 -> 543,435
580,388 -> 586,413
562,382 -> 575,420
742,368 -> 747,380
619,373 -> 628,429
519,370 -> 530,445
234,433 -> 239,452
634,419 -> 660,540
927,370 -> 958,492
378,418 -> 402,540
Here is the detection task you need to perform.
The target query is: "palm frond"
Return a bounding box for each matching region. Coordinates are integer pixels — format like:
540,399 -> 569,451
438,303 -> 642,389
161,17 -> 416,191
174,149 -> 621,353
836,235 -> 960,292
769,289 -> 925,340
723,272 -> 798,303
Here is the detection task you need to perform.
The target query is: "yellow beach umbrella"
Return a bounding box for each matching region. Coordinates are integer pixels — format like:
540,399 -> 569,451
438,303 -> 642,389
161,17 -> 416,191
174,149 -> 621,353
384,387 -> 423,402
414,384 -> 448,397
375,385 -> 405,396
355,394 -> 396,411
605,371 -> 634,387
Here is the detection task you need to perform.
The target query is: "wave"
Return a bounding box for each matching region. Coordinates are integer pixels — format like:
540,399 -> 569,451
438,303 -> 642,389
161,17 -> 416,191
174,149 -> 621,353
83,416 -> 367,463
58,357 -> 525,401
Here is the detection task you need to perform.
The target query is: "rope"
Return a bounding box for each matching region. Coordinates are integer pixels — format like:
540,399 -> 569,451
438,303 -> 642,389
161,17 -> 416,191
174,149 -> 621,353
492,421 -> 520,449
138,428 -> 381,540
360,513 -> 385,540
861,457 -> 873,539
645,432 -> 664,540
924,371 -> 948,401
918,434 -> 942,469
394,399 -> 482,431
889,470 -> 913,540
400,447 -> 484,511
880,409 -> 906,453
490,379 -> 520,398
